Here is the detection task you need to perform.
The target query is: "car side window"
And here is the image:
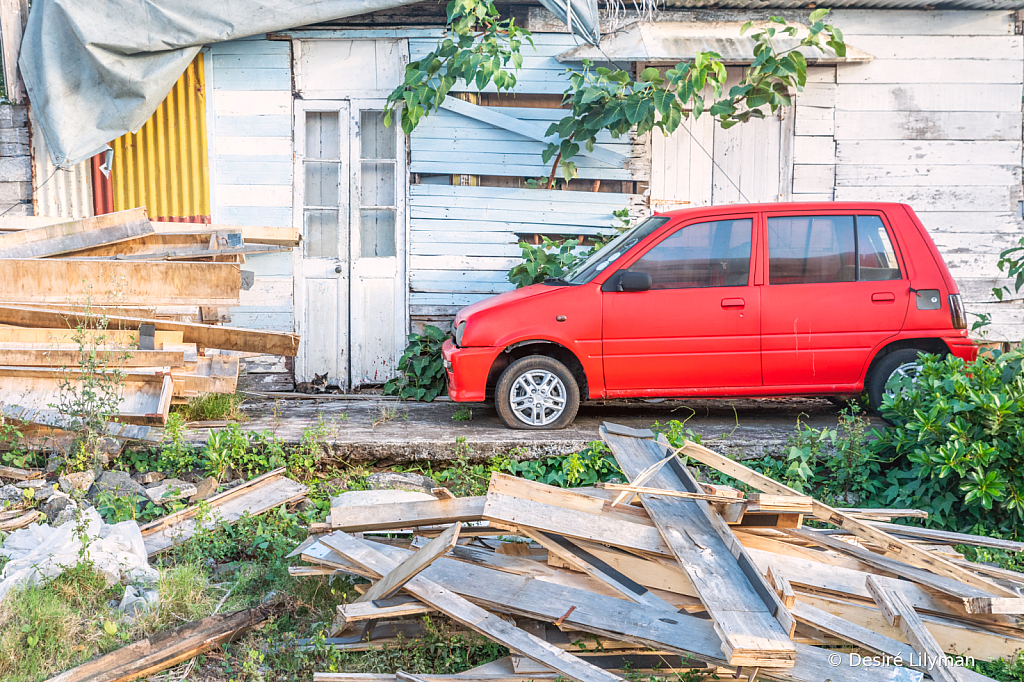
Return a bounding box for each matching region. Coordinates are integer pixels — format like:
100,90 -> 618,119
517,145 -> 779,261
627,219 -> 752,290
768,215 -> 902,285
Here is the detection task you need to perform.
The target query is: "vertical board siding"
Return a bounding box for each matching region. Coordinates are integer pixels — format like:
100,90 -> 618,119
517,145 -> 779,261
409,184 -> 639,307
206,37 -> 294,334
826,11 -> 1024,340
111,53 -> 211,223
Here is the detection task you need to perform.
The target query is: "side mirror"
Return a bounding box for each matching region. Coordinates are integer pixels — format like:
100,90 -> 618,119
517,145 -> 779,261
619,271 -> 652,292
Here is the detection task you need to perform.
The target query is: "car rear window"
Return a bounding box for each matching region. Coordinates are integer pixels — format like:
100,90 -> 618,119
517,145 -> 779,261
627,219 -> 752,289
768,215 -> 901,285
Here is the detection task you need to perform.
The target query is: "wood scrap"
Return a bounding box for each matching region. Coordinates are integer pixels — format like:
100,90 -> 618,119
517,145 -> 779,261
330,496 -> 485,532
0,371 -> 173,425
0,347 -> 186,368
0,464 -> 42,480
0,260 -> 241,306
43,604 -> 276,682
0,509 -> 39,531
0,305 -> 299,356
150,222 -> 300,246
0,208 -> 152,259
140,468 -> 308,555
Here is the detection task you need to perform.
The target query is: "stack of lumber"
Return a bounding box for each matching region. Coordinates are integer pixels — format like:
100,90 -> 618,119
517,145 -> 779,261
297,422 -> 1024,682
0,209 -> 300,434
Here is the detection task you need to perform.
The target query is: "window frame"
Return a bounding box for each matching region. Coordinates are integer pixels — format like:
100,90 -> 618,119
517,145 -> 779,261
762,210 -> 906,286
609,213 -> 759,290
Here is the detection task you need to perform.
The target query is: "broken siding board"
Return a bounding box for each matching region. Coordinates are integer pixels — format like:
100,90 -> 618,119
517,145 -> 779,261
838,59 -> 1021,85
0,208 -> 153,258
836,140 -> 1022,165
599,431 -> 796,667
0,306 -> 299,356
833,186 -> 1021,212
320,532 -> 625,682
322,541 -> 922,682
0,261 -> 241,306
141,468 -> 307,555
836,165 -> 1021,186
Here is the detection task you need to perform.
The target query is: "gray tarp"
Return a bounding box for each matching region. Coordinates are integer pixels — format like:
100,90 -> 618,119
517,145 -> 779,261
19,0 -> 599,168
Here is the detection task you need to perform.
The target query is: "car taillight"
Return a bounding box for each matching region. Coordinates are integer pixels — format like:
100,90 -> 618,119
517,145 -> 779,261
949,294 -> 967,330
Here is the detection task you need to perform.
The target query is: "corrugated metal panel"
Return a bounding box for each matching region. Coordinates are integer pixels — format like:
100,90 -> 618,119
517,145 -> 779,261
110,53 -> 211,223
30,115 -> 94,219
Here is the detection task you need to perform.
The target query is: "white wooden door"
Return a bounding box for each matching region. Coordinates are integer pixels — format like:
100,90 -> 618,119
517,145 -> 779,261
349,102 -> 406,385
651,68 -> 790,208
294,101 -> 351,387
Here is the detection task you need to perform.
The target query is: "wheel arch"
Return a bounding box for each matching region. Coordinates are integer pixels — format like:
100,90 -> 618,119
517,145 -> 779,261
486,340 -> 589,400
864,337 -> 950,385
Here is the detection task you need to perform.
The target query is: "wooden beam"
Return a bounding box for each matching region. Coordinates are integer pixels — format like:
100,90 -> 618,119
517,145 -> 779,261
679,440 -> 1019,599
0,465 -> 41,481
0,347 -> 185,367
358,523 -> 462,604
0,305 -> 298,356
309,539 -> 921,682
596,482 -> 747,504
0,327 -> 183,346
339,599 -> 437,623
863,522 -> 1024,552
331,496 -> 485,532
0,208 -> 153,258
319,532 -> 626,682
0,261 -> 240,306
42,606 -> 275,682
766,564 -> 796,609
0,0 -> 29,103
151,222 -> 300,246
868,580 -> 972,682
601,428 -> 796,668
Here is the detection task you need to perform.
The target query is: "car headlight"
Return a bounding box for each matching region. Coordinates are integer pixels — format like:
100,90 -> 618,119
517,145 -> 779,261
455,321 -> 467,347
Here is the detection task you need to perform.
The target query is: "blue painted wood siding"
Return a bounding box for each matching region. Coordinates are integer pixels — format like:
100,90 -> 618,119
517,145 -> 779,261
206,36 -> 294,333
409,184 -> 636,307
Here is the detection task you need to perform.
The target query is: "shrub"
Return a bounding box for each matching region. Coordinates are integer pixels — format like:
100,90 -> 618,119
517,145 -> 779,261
869,350 -> 1024,537
384,325 -> 450,401
507,236 -> 589,288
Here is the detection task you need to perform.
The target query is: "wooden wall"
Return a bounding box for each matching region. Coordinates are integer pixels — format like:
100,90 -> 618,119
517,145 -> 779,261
205,37 -> 296,390
826,9 -> 1024,341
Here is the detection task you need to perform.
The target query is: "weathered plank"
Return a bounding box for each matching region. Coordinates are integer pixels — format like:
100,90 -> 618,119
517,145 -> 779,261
0,208 -> 153,258
836,83 -> 1023,112
834,111 -> 1019,141
319,532 -> 625,682
601,429 -> 796,667
0,372 -> 173,425
311,539 -> 922,682
836,60 -> 1022,84
0,347 -> 185,367
330,496 -> 485,531
836,141 -> 1022,165
0,306 -> 299,357
358,523 -> 462,604
0,260 -> 240,306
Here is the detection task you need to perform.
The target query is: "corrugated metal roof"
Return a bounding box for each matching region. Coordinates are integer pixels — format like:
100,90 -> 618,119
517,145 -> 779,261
558,21 -> 874,63
110,53 -> 211,223
661,0 -> 1024,8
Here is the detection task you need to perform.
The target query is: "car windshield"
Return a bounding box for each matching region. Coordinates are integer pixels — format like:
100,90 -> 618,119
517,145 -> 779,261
563,217 -> 671,284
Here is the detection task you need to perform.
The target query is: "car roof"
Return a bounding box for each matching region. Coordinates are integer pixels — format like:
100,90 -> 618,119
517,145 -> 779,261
655,202 -> 911,220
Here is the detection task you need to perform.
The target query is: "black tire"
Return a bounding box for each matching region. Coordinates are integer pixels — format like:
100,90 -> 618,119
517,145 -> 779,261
495,355 -> 581,430
867,348 -> 929,413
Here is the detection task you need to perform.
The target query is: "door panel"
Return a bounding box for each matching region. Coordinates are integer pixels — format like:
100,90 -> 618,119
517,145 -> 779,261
350,105 -> 406,386
602,216 -> 761,393
761,213 -> 909,387
294,103 -> 350,386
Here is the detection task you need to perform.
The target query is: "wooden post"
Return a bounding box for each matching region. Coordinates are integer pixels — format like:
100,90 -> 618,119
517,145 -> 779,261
0,0 -> 29,104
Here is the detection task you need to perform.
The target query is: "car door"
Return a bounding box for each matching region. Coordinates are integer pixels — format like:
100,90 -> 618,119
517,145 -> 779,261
601,215 -> 761,394
760,212 -> 910,387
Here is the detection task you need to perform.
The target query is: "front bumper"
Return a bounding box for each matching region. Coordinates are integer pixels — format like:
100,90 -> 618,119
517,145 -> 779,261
442,338 -> 500,402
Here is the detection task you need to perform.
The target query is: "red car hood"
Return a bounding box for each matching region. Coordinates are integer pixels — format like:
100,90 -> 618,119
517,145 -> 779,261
454,283 -> 560,325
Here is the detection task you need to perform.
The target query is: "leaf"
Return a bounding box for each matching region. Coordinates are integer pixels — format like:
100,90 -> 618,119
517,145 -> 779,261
623,94 -> 651,125
809,8 -> 829,23
652,89 -> 675,116
27,635 -> 38,647
104,621 -> 118,635
639,67 -> 661,82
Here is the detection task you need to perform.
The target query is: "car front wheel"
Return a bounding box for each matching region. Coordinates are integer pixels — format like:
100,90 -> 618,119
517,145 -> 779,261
495,356 -> 580,430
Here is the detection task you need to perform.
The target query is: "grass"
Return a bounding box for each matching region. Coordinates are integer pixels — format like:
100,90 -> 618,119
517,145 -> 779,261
172,393 -> 247,422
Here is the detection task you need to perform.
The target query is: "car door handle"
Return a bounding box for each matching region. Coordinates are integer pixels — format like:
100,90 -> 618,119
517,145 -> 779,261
871,292 -> 895,303
721,298 -> 745,308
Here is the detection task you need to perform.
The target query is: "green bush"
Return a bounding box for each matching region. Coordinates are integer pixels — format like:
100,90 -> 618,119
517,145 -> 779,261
868,350 -> 1024,537
384,325 -> 450,401
507,236 -> 589,288
507,441 -> 622,487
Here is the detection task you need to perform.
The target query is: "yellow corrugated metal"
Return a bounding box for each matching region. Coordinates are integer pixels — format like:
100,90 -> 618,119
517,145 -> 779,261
111,53 -> 210,222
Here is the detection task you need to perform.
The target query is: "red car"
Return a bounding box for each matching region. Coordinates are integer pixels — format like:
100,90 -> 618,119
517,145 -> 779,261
442,202 -> 976,429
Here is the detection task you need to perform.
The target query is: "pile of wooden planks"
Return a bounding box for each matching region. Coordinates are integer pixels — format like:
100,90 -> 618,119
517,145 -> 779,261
297,423 -> 1023,682
0,209 -> 300,434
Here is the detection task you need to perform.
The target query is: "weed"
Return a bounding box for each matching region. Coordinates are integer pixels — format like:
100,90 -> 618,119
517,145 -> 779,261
452,406 -> 473,422
0,415 -> 41,470
384,326 -> 450,402
172,392 -> 246,422
372,405 -> 404,428
348,616 -> 508,675
160,413 -> 200,475
507,442 -> 622,487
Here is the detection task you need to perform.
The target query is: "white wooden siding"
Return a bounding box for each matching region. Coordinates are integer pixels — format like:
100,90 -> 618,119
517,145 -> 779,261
206,37 -> 294,333
409,184 -> 639,307
826,10 -> 1024,341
